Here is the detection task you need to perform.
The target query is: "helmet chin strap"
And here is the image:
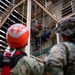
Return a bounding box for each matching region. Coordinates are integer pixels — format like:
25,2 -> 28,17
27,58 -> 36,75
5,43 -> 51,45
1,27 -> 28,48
4,49 -> 16,57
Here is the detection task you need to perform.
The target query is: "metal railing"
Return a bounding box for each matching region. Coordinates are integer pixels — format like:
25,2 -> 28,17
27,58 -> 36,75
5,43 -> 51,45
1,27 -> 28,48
33,0 -> 58,23
0,0 -> 26,28
33,0 -> 75,23
58,0 -> 75,22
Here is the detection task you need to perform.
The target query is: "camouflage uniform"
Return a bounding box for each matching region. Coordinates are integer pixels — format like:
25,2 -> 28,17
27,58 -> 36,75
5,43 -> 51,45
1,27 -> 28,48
0,56 -> 44,75
44,42 -> 75,75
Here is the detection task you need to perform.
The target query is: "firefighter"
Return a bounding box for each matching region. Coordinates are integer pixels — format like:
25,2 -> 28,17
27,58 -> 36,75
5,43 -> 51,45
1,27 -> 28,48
0,23 -> 43,75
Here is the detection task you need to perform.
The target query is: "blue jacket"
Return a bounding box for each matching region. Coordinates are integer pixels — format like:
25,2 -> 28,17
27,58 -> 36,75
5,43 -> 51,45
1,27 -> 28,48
41,30 -> 51,42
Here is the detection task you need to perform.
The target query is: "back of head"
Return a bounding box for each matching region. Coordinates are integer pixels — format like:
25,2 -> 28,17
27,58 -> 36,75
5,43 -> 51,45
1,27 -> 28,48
55,16 -> 75,42
38,20 -> 42,24
55,17 -> 75,36
6,23 -> 29,49
44,26 -> 49,30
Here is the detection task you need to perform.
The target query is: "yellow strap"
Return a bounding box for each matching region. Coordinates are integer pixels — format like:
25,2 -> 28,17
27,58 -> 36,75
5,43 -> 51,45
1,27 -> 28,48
40,37 -> 42,60
43,10 -> 45,31
22,0 -> 26,23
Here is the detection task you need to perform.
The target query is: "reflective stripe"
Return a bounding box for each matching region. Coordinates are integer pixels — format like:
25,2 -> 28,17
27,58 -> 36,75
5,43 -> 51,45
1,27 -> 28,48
7,24 -> 28,38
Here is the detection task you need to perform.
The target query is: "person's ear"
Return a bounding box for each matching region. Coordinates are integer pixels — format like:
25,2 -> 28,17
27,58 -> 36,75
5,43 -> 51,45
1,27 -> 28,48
25,43 -> 28,46
62,36 -> 68,41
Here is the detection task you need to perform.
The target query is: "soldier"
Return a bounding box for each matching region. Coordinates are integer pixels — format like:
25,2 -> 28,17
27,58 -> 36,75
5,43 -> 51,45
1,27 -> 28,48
0,23 -> 43,75
44,17 -> 75,75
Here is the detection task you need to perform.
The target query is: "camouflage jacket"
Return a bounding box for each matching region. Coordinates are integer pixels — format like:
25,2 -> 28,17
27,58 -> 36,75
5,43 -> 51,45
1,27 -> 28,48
44,42 -> 75,75
0,56 -> 44,75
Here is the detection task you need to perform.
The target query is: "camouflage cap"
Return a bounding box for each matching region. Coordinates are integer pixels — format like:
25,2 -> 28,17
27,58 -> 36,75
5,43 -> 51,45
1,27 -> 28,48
55,16 -> 75,36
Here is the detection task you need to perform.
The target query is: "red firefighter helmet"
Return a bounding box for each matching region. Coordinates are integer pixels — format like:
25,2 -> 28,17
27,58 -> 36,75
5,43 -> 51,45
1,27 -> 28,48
6,23 -> 29,48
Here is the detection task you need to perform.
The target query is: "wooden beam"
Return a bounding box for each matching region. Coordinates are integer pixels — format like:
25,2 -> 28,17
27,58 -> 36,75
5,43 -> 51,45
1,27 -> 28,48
33,0 -> 58,23
32,9 -> 43,19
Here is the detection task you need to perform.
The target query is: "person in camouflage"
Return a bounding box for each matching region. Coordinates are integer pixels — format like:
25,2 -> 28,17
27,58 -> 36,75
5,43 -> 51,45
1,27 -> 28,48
0,23 -> 43,75
43,16 -> 75,75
